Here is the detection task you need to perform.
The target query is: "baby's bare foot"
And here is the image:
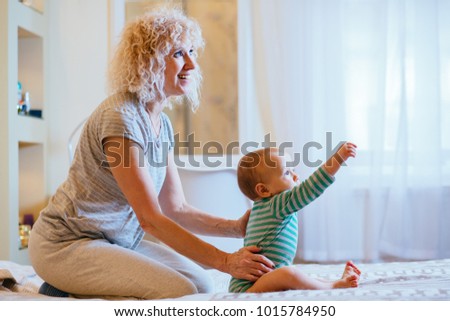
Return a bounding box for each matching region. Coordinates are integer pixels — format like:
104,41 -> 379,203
342,261 -> 361,279
333,261 -> 361,289
347,261 -> 361,275
333,274 -> 359,289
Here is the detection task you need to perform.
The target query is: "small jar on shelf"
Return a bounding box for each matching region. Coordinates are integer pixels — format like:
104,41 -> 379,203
18,224 -> 31,249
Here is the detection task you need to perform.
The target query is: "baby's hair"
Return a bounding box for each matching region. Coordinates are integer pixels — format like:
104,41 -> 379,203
237,148 -> 278,201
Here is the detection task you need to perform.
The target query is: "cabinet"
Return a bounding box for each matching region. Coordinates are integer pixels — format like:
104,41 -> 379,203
0,0 -> 47,264
177,160 -> 252,255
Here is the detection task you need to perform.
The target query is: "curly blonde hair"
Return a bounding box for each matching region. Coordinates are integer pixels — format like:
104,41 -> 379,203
108,7 -> 205,110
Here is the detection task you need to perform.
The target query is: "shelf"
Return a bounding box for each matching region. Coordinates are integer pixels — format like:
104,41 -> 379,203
0,0 -> 47,265
16,247 -> 30,264
17,115 -> 46,142
19,142 -> 46,226
18,26 -> 44,119
15,1 -> 45,37
18,0 -> 45,14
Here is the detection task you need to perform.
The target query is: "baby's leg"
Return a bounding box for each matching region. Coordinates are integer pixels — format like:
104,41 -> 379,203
246,266 -> 336,293
246,261 -> 361,293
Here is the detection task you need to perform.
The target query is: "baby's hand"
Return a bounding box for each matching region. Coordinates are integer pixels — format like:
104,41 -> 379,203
335,142 -> 357,163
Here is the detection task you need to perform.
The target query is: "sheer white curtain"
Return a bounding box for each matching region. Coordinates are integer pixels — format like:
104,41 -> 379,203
239,0 -> 450,262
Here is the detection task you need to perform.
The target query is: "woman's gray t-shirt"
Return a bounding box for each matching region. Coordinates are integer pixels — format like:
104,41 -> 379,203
33,92 -> 174,249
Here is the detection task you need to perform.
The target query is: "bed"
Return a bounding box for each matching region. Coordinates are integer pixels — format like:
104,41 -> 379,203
1,258 -> 449,301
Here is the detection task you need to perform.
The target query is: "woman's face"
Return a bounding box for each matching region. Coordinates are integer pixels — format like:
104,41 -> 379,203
163,41 -> 197,97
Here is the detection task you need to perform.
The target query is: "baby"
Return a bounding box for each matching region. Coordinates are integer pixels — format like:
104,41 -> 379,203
229,142 -> 361,293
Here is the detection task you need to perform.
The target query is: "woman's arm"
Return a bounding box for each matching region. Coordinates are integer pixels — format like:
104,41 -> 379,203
103,137 -> 273,281
157,150 -> 247,238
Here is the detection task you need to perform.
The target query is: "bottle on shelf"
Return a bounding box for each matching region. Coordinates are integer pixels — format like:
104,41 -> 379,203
23,91 -> 30,114
17,90 -> 31,115
17,81 -> 23,114
23,213 -> 35,227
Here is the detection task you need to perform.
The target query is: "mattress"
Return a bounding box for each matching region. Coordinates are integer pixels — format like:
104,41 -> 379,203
1,258 -> 450,301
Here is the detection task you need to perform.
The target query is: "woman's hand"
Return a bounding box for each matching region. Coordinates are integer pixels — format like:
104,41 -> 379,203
234,209 -> 251,238
225,246 -> 274,281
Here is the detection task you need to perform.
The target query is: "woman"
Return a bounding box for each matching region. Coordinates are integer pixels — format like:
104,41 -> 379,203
29,7 -> 273,300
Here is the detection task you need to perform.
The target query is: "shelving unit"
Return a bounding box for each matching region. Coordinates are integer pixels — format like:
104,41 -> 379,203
0,0 -> 47,264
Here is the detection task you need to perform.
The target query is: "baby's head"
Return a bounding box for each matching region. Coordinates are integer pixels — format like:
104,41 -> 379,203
237,148 -> 298,201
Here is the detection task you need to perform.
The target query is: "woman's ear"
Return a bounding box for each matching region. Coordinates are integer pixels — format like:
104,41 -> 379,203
255,183 -> 271,198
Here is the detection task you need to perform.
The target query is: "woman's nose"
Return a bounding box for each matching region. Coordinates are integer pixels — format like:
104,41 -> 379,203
184,54 -> 196,70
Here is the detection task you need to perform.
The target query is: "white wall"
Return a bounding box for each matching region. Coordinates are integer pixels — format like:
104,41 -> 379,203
47,0 -> 110,193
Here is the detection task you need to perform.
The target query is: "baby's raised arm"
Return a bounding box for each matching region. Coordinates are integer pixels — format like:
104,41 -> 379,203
322,142 -> 357,176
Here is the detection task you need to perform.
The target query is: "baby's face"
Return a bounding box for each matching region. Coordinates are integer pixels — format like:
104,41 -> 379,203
261,152 -> 299,195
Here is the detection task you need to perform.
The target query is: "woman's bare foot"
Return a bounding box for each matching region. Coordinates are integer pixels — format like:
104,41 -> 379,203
332,261 -> 361,289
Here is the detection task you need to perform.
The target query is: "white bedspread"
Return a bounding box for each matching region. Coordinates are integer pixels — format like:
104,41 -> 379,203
1,259 -> 449,301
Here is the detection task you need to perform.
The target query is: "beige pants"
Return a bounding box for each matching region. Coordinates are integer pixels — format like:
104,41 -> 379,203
28,231 -> 213,299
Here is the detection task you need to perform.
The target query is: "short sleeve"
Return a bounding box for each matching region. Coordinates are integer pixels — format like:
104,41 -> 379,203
96,101 -> 147,151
